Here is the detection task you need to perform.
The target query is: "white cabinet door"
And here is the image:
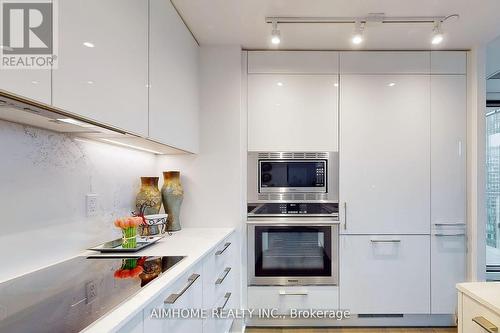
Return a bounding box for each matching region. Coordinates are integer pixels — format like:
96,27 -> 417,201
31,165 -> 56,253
149,0 -> 199,153
431,230 -> 466,314
340,51 -> 430,74
53,0 -> 148,136
340,75 -> 430,234
117,310 -> 143,333
462,294 -> 500,333
248,74 -> 338,151
0,70 -> 51,104
340,235 -> 430,314
143,262 -> 203,333
431,51 -> 467,74
431,75 -> 467,227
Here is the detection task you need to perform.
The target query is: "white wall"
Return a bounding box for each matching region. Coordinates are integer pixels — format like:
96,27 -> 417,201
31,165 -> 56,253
0,120 -> 156,281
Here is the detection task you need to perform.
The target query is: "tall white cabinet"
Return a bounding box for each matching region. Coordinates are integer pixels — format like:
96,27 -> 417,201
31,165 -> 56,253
0,70 -> 51,105
149,0 -> 199,153
53,0 -> 149,136
337,51 -> 467,317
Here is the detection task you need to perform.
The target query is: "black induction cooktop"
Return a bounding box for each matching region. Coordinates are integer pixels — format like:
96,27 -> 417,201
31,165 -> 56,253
0,255 -> 185,333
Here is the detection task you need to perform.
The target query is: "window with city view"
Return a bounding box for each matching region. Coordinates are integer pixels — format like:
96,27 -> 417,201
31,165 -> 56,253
487,106 -> 500,280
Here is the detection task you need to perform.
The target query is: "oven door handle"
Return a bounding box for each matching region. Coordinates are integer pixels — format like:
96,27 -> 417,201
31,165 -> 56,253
279,290 -> 309,296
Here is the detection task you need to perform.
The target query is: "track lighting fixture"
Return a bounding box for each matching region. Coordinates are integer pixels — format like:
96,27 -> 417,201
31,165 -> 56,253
271,20 -> 281,45
431,21 -> 444,45
351,21 -> 364,45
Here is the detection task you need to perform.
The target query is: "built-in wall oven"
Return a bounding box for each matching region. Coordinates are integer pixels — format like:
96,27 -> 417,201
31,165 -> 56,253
248,222 -> 338,286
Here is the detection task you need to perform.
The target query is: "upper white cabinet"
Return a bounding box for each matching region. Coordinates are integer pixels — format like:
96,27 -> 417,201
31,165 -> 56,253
53,0 -> 149,136
149,0 -> 199,153
340,75 -> 430,234
431,51 -> 467,74
0,70 -> 51,104
340,235 -> 430,314
248,74 -> 338,151
248,51 -> 339,74
340,51 -> 430,74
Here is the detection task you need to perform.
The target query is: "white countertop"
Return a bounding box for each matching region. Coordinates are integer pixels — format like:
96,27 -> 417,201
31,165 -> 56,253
457,282 -> 500,314
82,227 -> 235,333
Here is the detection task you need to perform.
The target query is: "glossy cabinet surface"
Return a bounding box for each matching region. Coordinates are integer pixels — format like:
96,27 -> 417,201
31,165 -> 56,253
248,74 -> 338,151
340,75 -> 430,234
431,51 -> 467,74
53,0 -> 149,136
460,294 -> 500,333
340,235 -> 430,314
248,51 -> 339,74
0,70 -> 51,104
340,51 -> 430,74
149,0 -> 199,153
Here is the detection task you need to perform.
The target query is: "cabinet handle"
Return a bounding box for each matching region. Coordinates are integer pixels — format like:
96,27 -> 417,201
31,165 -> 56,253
215,267 -> 231,285
215,242 -> 231,255
433,222 -> 466,226
458,140 -> 463,157
434,233 -> 466,237
217,292 -> 232,313
370,239 -> 401,243
278,290 -> 308,296
343,202 -> 347,230
164,273 -> 200,304
472,316 -> 498,332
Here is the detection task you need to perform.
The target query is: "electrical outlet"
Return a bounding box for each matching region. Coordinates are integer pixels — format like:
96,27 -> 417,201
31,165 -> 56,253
85,281 -> 97,304
86,194 -> 98,217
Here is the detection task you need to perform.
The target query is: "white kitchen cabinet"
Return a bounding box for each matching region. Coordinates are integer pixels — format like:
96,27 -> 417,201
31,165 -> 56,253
340,235 -> 430,314
149,0 -> 199,153
458,283 -> 500,333
0,70 -> 51,104
340,75 -> 430,234
248,51 -> 339,74
431,230 -> 466,314
431,51 -> 467,74
431,75 -> 467,227
53,0 -> 148,136
340,51 -> 430,74
248,74 -> 338,151
247,286 -> 339,315
116,311 -> 143,333
143,262 -> 203,333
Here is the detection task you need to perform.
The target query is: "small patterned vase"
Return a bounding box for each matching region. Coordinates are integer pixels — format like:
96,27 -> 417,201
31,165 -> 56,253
161,171 -> 184,232
136,177 -> 162,216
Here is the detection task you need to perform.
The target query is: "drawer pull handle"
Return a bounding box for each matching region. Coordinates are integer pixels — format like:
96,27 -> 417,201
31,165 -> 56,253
473,316 -> 498,333
215,267 -> 231,285
370,239 -> 401,243
433,222 -> 466,226
217,292 -> 232,313
164,273 -> 200,304
278,290 -> 308,296
343,202 -> 347,230
215,242 -> 231,256
434,233 -> 466,237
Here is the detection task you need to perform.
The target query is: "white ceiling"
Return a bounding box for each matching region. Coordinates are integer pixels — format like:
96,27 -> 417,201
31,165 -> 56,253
172,0 -> 500,50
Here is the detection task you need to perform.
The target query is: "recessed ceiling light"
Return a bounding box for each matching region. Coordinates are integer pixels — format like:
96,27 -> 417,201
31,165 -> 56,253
83,41 -> 95,48
276,82 -> 283,87
388,82 -> 396,87
270,19 -> 281,45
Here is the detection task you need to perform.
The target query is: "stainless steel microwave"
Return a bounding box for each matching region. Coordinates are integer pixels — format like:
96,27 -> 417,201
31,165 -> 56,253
247,151 -> 339,202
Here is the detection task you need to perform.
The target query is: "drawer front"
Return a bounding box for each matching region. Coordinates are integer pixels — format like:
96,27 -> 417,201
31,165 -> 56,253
340,235 -> 430,314
462,294 -> 500,333
247,286 -> 338,315
143,262 -> 203,333
203,292 -> 235,333
203,265 -> 234,308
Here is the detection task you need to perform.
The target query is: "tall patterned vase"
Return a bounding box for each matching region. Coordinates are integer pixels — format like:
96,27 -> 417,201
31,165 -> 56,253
161,171 -> 184,232
136,177 -> 162,216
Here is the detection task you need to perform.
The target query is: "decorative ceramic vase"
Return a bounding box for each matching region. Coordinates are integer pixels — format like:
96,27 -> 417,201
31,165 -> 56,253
161,171 -> 184,232
136,177 -> 162,216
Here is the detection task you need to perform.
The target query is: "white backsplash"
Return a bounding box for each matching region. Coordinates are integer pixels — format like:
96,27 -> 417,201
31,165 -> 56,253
0,120 -> 156,281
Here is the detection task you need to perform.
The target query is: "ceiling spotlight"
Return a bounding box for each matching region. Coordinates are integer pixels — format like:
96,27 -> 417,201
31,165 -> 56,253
271,20 -> 281,45
351,21 -> 365,45
431,21 -> 444,45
